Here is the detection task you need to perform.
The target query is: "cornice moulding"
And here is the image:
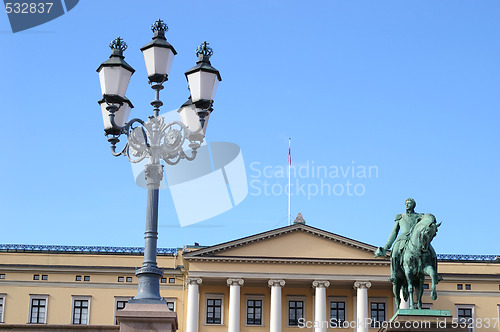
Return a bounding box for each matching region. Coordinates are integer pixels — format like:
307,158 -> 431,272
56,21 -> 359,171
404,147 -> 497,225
184,256 -> 390,266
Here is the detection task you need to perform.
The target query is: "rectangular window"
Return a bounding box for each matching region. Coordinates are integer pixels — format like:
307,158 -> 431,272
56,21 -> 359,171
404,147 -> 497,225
116,301 -> 126,310
41,275 -> 48,281
33,274 -> 40,280
169,278 -> 175,284
0,296 -> 4,323
73,299 -> 89,324
457,306 -> 474,332
206,298 -> 222,324
126,277 -> 132,282
161,278 -> 167,283
370,302 -> 386,327
421,303 -> 433,310
423,283 -> 429,289
457,284 -> 463,290
30,298 -> 46,323
330,301 -> 346,326
115,300 -> 127,325
288,300 -> 304,326
0,274 -> 5,279
164,297 -> 176,312
118,277 -> 124,282
75,275 -> 81,281
167,301 -> 175,311
465,284 -> 471,290
83,276 -> 90,282
247,299 -> 262,325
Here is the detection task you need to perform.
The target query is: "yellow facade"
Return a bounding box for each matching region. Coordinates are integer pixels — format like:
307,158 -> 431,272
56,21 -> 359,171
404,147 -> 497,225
0,222 -> 499,331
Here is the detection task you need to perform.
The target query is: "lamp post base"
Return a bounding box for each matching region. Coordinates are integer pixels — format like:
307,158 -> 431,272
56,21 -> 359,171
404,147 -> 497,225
116,303 -> 178,332
128,266 -> 166,304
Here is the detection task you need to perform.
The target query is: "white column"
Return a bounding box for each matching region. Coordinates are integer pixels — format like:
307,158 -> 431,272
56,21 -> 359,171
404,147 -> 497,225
354,281 -> 371,332
399,289 -> 410,309
353,293 -> 357,332
186,277 -> 202,332
227,278 -> 244,332
312,280 -> 330,332
268,279 -> 285,332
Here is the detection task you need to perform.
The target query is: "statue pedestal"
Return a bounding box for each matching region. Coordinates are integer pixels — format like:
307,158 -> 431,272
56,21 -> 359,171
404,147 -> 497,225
378,309 -> 467,332
116,303 -> 178,332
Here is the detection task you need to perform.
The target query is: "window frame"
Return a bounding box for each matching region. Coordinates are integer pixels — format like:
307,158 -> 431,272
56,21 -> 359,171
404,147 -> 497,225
164,297 -> 177,312
0,294 -> 6,323
245,295 -> 265,327
497,305 -> 500,332
0,274 -> 5,279
328,296 -> 348,328
114,296 -> 129,325
83,276 -> 90,282
118,277 -> 124,282
369,297 -> 387,328
71,296 -> 91,325
456,304 -> 475,332
287,296 -> 306,328
28,294 -> 49,324
126,277 -> 133,283
204,293 -> 224,326
421,303 -> 433,310
168,277 -> 176,284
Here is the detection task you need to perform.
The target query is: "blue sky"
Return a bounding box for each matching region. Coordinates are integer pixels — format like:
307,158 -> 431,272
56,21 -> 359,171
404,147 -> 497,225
0,0 -> 499,255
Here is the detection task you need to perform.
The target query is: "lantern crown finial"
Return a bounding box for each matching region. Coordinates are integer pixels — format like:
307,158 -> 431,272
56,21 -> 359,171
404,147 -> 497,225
196,41 -> 213,59
109,36 -> 127,52
151,19 -> 168,38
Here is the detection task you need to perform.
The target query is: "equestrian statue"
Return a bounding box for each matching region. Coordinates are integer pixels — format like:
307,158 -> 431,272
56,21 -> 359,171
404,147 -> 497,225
374,198 -> 442,309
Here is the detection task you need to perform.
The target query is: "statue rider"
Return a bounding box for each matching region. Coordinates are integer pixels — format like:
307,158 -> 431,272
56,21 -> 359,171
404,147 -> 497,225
374,198 -> 439,283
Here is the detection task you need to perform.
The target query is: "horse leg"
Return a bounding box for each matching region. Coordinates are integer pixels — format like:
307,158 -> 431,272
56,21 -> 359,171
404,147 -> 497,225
424,266 -> 438,300
404,269 -> 415,309
416,277 -> 424,309
429,245 -> 443,282
394,280 -> 401,309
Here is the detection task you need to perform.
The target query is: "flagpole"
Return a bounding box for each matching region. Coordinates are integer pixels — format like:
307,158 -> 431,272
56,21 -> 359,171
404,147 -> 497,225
288,138 -> 291,226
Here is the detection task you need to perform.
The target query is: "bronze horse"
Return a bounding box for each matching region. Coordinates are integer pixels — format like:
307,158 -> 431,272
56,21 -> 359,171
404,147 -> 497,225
394,214 -> 442,309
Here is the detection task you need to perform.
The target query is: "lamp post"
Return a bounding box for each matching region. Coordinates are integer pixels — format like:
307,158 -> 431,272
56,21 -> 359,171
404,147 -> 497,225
97,19 -> 221,304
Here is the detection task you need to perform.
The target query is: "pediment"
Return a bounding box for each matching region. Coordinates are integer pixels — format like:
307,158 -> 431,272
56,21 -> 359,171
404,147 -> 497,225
184,224 -> 380,260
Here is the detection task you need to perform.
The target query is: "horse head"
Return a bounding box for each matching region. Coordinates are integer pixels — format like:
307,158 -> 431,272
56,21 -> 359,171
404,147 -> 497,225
413,214 -> 439,253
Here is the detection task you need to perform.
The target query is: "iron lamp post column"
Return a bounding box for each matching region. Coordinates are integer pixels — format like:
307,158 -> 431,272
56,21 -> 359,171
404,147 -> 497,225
131,162 -> 164,303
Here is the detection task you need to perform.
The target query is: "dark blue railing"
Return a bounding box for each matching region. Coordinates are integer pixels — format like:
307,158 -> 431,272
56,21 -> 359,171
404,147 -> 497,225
437,254 -> 499,261
0,244 -> 177,255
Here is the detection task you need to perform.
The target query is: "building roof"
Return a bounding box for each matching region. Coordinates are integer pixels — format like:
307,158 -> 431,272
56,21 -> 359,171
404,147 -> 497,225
0,244 -> 177,255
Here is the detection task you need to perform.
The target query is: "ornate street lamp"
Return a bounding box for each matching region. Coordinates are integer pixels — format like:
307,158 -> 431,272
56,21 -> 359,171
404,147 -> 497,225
185,41 -> 222,128
96,19 -> 221,304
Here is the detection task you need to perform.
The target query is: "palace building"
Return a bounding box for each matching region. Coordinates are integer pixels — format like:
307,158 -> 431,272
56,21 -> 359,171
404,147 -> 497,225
0,216 -> 499,331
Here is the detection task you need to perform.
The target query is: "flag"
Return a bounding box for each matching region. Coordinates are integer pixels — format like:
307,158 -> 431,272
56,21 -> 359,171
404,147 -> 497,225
288,138 -> 291,166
